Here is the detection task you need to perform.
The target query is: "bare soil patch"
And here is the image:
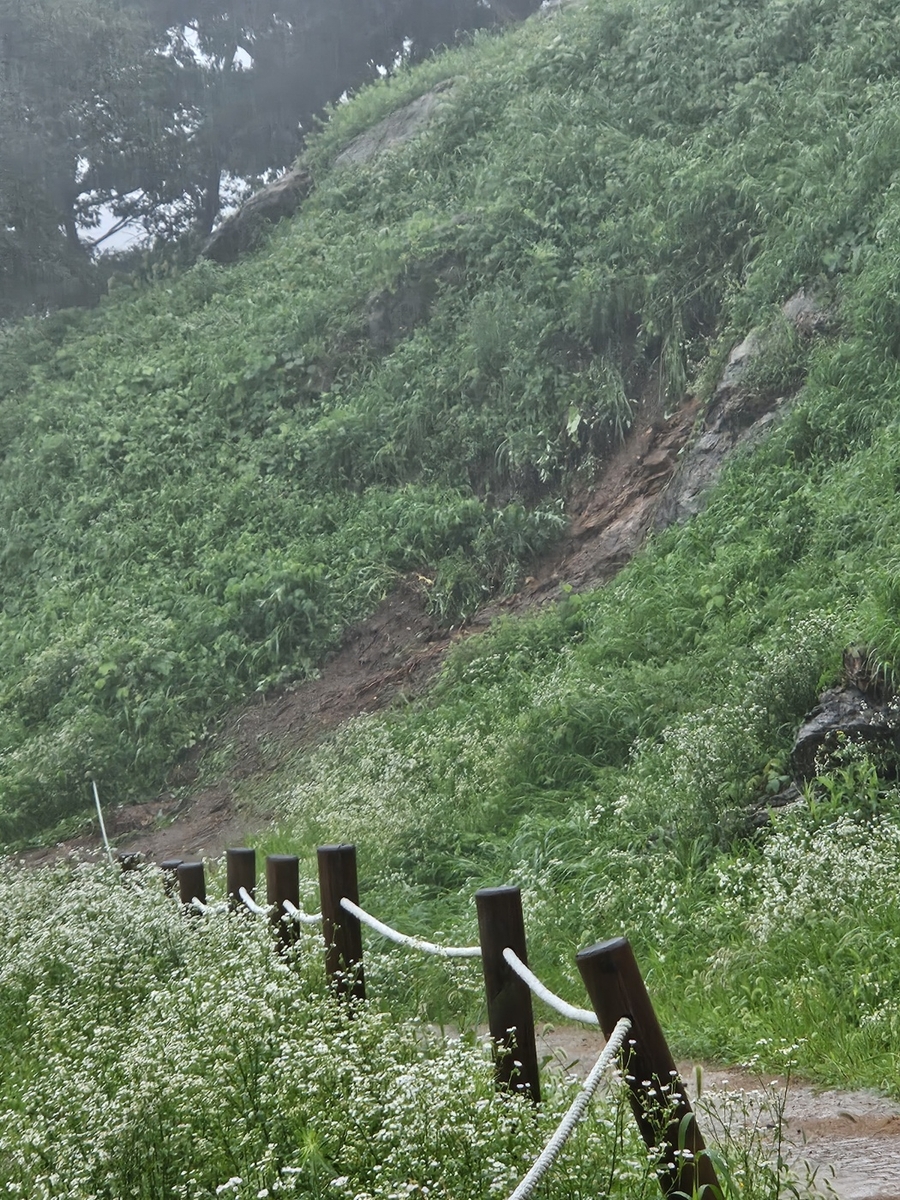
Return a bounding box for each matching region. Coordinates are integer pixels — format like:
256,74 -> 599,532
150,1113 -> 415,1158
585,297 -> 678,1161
19,392 -> 699,867
536,1026 -> 900,1200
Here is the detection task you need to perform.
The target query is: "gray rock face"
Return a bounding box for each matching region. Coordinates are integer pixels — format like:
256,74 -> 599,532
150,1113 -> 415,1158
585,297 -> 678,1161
201,167 -> 314,264
791,685 -> 900,783
655,289 -> 835,529
201,81 -> 456,265
332,80 -> 457,172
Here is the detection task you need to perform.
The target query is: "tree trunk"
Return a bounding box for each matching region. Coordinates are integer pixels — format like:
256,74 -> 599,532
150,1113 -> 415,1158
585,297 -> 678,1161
196,164 -> 222,237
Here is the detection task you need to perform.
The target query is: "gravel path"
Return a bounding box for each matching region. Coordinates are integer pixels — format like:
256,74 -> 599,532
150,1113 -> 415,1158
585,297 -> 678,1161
535,1027 -> 900,1200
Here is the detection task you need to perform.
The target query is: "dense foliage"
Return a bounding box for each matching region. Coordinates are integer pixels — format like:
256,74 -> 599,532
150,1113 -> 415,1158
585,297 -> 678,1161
0,0 -> 543,318
6,0 -> 900,1138
4,0 -> 898,842
0,862 -> 662,1199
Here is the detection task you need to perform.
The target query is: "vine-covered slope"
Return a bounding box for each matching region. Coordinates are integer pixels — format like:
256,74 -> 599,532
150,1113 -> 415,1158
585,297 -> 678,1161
2,0 -> 900,864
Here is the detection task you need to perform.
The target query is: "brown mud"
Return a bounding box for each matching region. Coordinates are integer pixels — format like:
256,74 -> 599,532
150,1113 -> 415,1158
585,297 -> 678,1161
19,392 -> 699,867
539,1027 -> 900,1200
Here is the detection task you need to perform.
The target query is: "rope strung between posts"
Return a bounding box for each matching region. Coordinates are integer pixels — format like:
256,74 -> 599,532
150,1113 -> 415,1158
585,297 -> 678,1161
506,1016 -> 632,1200
502,947 -> 599,1025
339,897 -> 482,959
191,897 -> 228,915
283,898 -> 323,927
238,886 -> 273,917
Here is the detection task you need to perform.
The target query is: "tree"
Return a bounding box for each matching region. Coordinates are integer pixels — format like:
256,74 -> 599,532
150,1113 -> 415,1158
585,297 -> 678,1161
0,0 -> 544,317
0,0 -> 189,315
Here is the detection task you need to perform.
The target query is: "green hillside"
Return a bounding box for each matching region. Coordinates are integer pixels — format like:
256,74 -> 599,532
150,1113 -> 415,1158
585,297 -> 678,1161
5,0 -> 900,1094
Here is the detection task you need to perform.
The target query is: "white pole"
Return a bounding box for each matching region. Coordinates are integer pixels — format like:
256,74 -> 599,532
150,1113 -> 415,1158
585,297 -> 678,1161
92,779 -> 115,866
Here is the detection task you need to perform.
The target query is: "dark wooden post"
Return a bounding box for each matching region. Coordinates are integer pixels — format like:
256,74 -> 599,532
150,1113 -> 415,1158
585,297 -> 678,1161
475,886 -> 541,1104
576,937 -> 720,1199
160,859 -> 183,898
227,847 -> 257,910
117,850 -> 142,874
177,861 -> 206,912
317,844 -> 365,1000
266,854 -> 300,949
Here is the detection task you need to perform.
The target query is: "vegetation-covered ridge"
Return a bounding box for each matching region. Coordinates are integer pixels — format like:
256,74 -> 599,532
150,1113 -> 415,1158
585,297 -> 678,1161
4,0 -> 899,842
7,0 -> 900,1175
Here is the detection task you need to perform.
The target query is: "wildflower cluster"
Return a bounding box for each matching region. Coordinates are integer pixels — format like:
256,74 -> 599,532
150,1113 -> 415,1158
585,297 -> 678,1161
0,860 -> 657,1200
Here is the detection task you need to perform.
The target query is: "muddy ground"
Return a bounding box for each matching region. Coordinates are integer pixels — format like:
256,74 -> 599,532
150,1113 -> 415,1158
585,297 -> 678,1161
539,1027 -> 900,1200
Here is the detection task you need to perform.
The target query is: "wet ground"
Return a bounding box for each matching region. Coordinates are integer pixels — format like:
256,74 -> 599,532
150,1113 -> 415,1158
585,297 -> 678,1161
538,1026 -> 900,1200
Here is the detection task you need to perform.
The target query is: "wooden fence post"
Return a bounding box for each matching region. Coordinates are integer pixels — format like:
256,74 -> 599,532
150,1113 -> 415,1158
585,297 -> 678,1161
317,844 -> 365,1000
177,861 -> 206,912
576,937 -> 720,1199
160,859 -> 183,898
266,855 -> 300,949
227,847 -> 257,910
117,850 -> 142,874
475,886 -> 541,1104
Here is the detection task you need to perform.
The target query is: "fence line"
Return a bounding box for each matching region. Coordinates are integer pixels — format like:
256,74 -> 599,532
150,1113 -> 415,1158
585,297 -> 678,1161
509,1015 -> 632,1200
503,947 -> 600,1025
238,886 -> 272,917
140,845 -> 720,1200
282,898 -> 323,926
340,896 -> 482,958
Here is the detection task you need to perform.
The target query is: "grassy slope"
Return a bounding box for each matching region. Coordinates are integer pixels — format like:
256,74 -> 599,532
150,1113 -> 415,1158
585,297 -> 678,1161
4,0 -> 900,1093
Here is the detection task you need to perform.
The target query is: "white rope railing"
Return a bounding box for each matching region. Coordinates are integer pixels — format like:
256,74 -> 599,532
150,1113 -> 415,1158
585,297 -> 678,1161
191,897 -> 228,915
506,1016 -> 632,1200
339,897 -> 482,959
238,886 -> 273,917
502,948 -> 600,1025
283,898 -> 323,927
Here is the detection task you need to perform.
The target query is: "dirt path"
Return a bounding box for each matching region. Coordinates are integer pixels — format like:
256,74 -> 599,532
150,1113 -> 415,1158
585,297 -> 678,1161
538,1026 -> 900,1200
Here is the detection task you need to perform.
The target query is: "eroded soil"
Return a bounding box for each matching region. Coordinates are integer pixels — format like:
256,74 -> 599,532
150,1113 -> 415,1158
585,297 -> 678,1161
19,391 -> 701,866
538,1027 -> 900,1200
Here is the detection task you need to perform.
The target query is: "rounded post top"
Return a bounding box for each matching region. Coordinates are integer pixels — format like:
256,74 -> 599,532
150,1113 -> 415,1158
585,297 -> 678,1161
474,885 -> 521,900
317,843 -> 356,854
266,853 -> 299,865
576,936 -> 630,961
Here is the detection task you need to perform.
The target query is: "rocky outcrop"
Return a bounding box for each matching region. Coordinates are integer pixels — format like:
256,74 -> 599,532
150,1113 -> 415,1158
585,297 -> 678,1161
201,80 -> 457,265
654,289 -> 835,528
791,685 -> 900,783
332,80 -> 457,172
202,167 -> 314,264
791,647 -> 900,783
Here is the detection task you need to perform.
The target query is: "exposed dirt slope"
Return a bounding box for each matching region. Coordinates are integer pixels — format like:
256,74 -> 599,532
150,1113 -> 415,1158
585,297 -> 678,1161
16,393 -> 711,865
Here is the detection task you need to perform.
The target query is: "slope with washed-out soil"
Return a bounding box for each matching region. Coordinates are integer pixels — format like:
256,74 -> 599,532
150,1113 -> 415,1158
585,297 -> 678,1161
18,371 -> 750,865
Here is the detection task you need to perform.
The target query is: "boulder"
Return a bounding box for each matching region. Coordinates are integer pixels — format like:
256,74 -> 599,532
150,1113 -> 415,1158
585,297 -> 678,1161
200,81 -> 457,266
791,678 -> 900,784
332,80 -> 457,172
202,167 -> 314,264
